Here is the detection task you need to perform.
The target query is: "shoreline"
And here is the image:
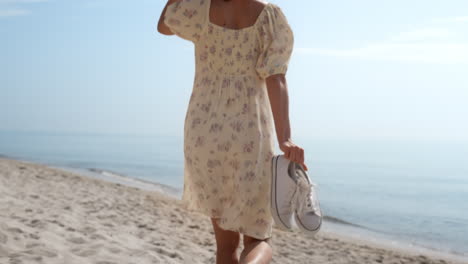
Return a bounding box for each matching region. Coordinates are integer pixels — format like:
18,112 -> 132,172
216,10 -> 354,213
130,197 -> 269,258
58,164 -> 468,260
1,156 -> 467,263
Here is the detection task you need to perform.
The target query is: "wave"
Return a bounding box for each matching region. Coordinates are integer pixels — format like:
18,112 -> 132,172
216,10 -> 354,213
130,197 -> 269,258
0,154 -> 378,232
84,167 -> 182,198
322,215 -> 364,228
87,168 -> 367,229
86,167 -> 368,229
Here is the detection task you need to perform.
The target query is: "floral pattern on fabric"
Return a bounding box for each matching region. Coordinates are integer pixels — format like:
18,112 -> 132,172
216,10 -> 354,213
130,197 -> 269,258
164,0 -> 207,43
255,4 -> 294,79
165,0 -> 294,240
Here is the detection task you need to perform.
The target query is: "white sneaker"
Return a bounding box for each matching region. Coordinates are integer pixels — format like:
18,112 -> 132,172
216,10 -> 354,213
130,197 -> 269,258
292,162 -> 322,236
270,154 -> 297,230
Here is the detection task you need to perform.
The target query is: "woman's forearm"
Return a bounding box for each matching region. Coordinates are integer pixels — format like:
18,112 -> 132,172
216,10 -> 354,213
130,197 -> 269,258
266,74 -> 291,144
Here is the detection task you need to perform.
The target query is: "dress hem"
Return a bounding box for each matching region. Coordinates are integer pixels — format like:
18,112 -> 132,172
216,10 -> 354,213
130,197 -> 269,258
180,199 -> 274,241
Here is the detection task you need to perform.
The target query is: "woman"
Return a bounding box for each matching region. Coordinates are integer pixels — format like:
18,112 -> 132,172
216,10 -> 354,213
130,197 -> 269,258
157,0 -> 308,263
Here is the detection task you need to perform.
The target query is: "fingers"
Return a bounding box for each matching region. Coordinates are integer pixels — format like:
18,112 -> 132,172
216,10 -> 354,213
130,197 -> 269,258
299,148 -> 304,164
299,149 -> 308,171
284,146 -> 300,164
284,148 -> 290,159
282,144 -> 308,171
289,148 -> 296,163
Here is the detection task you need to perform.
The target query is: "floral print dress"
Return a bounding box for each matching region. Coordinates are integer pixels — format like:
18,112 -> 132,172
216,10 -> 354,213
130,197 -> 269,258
163,0 -> 294,240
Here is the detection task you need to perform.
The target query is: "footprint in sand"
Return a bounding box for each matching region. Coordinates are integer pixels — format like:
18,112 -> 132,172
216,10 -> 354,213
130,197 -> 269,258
24,247 -> 58,258
7,227 -> 23,233
71,247 -> 98,257
28,219 -> 46,228
136,223 -> 156,231
47,219 -> 65,228
150,241 -> 163,246
106,247 -> 121,254
67,236 -> 87,244
151,247 -> 183,260
28,233 -> 40,240
89,233 -> 106,240
26,242 -> 44,249
102,222 -> 114,228
82,226 -> 97,234
7,255 -> 23,264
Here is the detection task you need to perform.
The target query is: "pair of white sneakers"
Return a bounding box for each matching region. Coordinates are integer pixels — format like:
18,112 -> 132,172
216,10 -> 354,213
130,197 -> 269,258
271,154 -> 322,235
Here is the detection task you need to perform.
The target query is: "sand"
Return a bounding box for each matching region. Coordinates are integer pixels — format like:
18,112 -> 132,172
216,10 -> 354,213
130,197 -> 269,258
0,157 -> 466,264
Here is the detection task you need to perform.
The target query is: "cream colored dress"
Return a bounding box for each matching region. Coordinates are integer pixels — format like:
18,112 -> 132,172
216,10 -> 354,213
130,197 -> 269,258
164,0 -> 294,240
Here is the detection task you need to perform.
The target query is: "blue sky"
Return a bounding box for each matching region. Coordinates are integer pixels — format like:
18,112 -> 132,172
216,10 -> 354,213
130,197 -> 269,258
1,0 -> 467,141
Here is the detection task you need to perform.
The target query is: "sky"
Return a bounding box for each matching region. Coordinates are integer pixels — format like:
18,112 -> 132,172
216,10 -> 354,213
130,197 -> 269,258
1,0 -> 467,142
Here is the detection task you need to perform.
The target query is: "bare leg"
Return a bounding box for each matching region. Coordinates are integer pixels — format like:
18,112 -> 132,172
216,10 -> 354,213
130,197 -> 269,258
239,235 -> 272,264
211,218 -> 241,264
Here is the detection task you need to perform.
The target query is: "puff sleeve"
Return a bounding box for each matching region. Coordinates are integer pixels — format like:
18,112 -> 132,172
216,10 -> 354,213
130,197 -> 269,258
163,0 -> 207,43
255,4 -> 294,79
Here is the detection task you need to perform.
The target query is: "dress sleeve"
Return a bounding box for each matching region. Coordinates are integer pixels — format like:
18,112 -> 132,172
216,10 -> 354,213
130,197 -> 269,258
255,4 -> 294,79
163,0 -> 207,43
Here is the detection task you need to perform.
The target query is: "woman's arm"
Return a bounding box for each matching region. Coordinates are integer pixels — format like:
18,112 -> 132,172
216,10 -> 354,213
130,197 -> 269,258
266,74 -> 308,171
157,0 -> 179,35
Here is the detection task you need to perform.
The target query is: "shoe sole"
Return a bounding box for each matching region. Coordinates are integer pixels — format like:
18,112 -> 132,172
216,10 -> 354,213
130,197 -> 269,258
271,155 -> 293,231
295,210 -> 322,235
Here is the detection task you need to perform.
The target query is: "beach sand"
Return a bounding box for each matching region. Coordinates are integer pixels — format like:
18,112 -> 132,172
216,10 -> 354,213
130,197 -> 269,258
1,157 -> 466,264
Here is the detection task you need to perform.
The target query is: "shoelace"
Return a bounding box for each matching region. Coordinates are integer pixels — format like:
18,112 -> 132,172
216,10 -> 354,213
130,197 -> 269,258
290,176 -> 317,216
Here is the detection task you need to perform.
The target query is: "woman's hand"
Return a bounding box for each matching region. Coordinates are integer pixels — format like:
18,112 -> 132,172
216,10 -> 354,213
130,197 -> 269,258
280,139 -> 308,171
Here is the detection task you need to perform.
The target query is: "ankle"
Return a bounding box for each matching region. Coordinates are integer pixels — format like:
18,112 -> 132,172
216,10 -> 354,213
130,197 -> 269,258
216,250 -> 239,264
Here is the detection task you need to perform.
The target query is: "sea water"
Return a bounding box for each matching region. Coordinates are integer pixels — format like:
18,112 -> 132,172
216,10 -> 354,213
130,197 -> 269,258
1,130 -> 467,257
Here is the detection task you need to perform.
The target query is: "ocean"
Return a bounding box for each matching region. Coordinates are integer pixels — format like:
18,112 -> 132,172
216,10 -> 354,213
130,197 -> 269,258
1,130 -> 467,258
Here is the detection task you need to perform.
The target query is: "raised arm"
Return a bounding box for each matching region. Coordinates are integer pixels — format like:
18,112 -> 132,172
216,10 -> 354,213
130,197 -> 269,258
266,73 -> 308,171
157,0 -> 179,35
